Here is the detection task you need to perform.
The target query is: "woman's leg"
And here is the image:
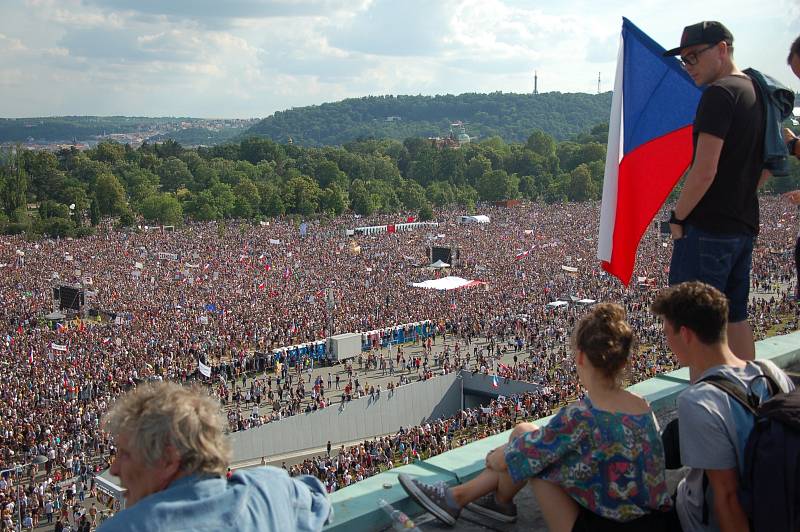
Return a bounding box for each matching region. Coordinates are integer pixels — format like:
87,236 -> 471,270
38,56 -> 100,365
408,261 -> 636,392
529,478 -> 580,532
450,468 -> 501,506
450,421 -> 537,506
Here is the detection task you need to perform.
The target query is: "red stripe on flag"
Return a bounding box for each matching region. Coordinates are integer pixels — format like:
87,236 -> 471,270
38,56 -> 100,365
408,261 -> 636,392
602,126 -> 693,284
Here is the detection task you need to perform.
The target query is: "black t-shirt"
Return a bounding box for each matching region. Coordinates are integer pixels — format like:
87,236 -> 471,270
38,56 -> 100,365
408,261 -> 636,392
687,74 -> 764,235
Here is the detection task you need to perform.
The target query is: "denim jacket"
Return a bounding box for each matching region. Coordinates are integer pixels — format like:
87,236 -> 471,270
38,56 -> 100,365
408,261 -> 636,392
97,467 -> 332,532
744,68 -> 795,177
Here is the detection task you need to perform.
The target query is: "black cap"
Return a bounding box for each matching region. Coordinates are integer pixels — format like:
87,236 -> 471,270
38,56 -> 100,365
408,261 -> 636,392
663,21 -> 733,57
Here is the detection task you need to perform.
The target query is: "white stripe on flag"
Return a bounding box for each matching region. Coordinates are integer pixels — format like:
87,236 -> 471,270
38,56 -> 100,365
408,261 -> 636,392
598,30 -> 626,263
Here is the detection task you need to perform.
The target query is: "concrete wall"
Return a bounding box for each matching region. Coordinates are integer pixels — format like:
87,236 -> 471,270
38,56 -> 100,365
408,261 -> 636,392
229,372 -> 462,464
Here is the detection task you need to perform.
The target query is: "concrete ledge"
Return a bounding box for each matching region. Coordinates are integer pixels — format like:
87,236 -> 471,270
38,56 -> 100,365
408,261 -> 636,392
324,331 -> 800,532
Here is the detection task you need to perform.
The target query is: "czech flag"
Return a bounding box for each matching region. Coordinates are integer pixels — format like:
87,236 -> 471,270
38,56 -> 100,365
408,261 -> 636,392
492,374 -> 499,389
598,18 -> 702,285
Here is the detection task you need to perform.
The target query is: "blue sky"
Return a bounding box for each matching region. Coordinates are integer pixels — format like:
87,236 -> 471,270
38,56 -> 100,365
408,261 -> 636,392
0,0 -> 798,118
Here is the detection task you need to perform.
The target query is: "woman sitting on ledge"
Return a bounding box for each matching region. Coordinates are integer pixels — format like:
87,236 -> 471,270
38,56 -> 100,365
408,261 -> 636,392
399,303 -> 675,531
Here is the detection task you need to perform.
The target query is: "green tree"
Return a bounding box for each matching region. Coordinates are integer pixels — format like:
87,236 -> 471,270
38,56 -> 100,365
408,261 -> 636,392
426,181 -> 455,207
465,155 -> 491,187
38,200 -> 70,220
0,150 -> 27,215
319,184 -> 348,215
418,201 -> 434,221
91,141 -> 126,165
117,207 -> 136,227
314,159 -> 346,189
283,175 -> 320,215
155,139 -> 183,159
139,193 -> 183,225
232,178 -> 261,218
158,157 -> 194,192
183,191 -> 222,221
371,155 -> 402,182
518,175 -> 537,200
21,150 -> 63,202
89,195 -> 100,226
526,130 -> 557,158
60,183 -> 90,214
567,164 -> 597,201
259,183 -> 285,217
400,179 -> 427,211
94,173 -> 127,216
477,169 -> 518,201
209,182 -> 235,218
543,174 -> 568,204
455,185 -> 478,211
349,180 -> 375,216
435,149 -> 466,185
70,155 -> 110,184
39,217 -> 74,238
367,179 -> 400,213
240,137 -> 284,165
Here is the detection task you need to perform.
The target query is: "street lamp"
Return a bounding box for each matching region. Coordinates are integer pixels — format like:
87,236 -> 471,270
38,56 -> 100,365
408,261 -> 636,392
1,455 -> 48,532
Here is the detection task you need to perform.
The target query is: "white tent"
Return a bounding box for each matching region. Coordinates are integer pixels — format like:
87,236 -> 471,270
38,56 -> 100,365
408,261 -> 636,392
411,276 -> 485,290
458,215 -> 490,224
429,259 -> 450,268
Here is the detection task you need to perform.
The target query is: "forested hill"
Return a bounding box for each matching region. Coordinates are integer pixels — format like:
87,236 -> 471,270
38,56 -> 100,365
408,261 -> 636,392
244,92 -> 613,146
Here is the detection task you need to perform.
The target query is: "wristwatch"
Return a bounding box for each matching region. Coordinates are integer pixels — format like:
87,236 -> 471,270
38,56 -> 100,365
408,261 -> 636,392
668,210 -> 685,226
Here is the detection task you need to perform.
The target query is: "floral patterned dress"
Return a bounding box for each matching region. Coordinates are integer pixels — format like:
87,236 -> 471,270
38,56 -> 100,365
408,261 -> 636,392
504,396 -> 672,522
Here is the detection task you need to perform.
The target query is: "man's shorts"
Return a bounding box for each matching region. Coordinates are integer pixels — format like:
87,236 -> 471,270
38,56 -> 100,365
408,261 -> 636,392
668,224 -> 753,322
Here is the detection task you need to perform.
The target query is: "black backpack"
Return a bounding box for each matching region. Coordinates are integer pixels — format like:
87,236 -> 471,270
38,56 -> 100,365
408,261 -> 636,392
699,360 -> 800,531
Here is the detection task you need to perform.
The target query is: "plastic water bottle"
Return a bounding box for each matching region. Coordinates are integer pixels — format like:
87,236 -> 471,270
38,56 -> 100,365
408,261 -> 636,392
378,498 -> 422,531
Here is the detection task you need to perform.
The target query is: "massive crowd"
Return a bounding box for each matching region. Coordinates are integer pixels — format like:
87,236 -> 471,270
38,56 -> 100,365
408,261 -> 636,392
0,197 -> 797,529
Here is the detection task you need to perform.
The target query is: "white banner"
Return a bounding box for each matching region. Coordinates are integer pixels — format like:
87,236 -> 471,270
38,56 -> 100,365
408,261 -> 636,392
158,252 -> 179,261
51,343 -> 68,352
198,360 -> 212,378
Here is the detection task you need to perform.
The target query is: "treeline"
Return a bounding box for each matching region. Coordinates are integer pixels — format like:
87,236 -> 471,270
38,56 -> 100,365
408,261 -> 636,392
1,125 -> 798,238
0,116 -> 183,143
244,92 -> 613,146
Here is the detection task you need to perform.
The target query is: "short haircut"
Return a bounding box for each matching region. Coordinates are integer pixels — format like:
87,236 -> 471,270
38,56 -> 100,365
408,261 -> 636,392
571,302 -> 635,382
789,35 -> 800,64
103,382 -> 230,476
650,281 -> 728,344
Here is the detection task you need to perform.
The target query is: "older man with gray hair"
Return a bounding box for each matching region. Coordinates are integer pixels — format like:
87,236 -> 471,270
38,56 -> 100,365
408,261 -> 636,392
98,382 -> 331,532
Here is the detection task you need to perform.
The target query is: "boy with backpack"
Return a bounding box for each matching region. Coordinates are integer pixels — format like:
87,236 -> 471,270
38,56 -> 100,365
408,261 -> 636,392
651,281 -> 797,531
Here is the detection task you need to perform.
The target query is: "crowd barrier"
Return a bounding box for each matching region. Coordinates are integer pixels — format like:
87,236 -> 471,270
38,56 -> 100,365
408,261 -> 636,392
259,320 -> 437,367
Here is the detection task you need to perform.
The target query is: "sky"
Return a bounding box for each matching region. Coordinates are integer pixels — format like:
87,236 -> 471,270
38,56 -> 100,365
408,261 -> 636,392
0,0 -> 798,119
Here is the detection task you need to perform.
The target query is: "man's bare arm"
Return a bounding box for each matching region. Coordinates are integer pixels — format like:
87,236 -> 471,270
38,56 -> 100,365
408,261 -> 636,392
706,468 -> 749,532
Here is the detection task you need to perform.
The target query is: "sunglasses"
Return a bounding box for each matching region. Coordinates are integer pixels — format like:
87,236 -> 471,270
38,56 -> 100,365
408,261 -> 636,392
679,43 -> 718,68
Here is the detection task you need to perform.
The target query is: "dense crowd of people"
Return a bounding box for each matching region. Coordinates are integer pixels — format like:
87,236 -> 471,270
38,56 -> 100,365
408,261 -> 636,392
0,197 -> 796,529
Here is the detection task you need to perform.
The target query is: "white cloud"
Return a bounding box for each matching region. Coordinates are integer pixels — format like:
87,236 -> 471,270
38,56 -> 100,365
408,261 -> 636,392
0,0 -> 796,117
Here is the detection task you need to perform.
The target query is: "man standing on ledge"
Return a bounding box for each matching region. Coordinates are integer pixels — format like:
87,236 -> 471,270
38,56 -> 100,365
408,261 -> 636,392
663,21 -> 766,363
98,382 -> 331,532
